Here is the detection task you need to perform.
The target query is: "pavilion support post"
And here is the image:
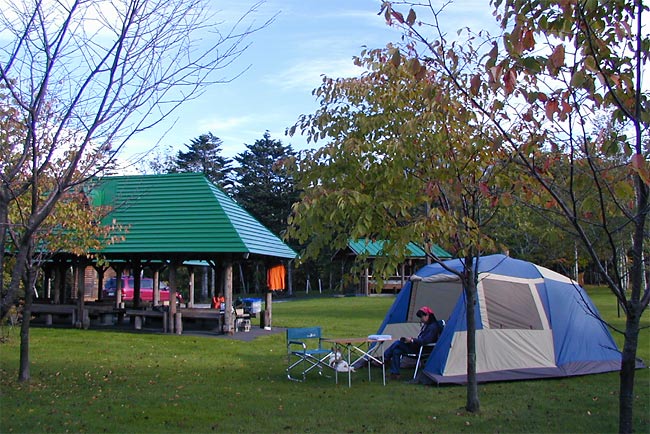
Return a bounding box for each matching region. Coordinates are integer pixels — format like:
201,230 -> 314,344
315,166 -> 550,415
64,265 -> 72,303
153,270 -> 160,306
168,263 -> 179,334
201,266 -> 208,301
132,260 -> 142,309
74,264 -> 82,327
210,266 -> 216,298
93,265 -> 107,302
43,266 -> 52,300
114,265 -> 124,310
151,263 -> 165,306
264,291 -> 272,330
188,266 -> 195,308
74,262 -> 90,329
223,261 -> 234,335
363,266 -> 370,296
238,263 -> 247,295
287,260 -> 293,296
53,265 -> 62,304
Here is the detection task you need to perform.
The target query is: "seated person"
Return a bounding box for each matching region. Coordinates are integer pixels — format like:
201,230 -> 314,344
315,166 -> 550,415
383,306 -> 442,380
211,293 -> 225,309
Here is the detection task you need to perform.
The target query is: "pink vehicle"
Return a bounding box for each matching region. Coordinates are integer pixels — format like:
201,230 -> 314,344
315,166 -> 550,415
102,277 -> 182,303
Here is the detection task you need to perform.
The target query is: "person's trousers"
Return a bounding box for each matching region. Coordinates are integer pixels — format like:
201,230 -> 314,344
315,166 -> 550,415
384,341 -> 417,374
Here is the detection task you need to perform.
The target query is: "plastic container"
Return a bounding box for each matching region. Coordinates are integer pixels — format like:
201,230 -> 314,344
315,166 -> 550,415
242,298 -> 262,314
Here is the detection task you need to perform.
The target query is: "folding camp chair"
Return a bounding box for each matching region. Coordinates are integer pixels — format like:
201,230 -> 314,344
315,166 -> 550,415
407,319 -> 444,380
407,342 -> 436,380
286,327 -> 333,381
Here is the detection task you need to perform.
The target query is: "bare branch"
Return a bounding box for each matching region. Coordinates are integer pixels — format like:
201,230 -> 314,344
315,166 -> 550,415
0,0 -> 272,340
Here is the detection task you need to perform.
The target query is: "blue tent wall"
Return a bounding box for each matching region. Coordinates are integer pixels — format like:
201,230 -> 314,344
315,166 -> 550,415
541,278 -> 620,372
425,289 -> 466,378
376,282 -> 412,332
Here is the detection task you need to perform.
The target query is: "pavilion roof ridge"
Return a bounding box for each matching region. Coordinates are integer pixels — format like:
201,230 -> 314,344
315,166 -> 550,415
89,172 -> 296,260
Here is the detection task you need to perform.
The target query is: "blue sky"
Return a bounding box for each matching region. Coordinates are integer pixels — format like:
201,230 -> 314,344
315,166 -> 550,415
125,0 -> 496,168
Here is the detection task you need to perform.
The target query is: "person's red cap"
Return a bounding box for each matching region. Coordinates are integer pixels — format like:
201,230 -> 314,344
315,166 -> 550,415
417,306 -> 434,316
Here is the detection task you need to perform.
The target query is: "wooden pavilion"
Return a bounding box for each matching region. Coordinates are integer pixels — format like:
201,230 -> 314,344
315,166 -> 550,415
36,172 -> 296,334
336,240 -> 452,295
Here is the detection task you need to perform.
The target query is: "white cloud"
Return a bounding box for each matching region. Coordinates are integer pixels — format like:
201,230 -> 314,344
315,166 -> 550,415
267,58 -> 365,91
197,115 -> 254,134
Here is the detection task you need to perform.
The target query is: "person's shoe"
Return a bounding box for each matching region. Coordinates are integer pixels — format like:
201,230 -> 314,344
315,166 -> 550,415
390,373 -> 402,380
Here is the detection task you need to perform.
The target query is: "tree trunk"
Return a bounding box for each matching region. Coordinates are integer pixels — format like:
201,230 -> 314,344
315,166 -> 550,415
18,267 -> 36,382
464,264 -> 480,413
619,308 -> 641,434
619,169 -> 648,434
1,238 -> 30,319
0,196 -> 8,299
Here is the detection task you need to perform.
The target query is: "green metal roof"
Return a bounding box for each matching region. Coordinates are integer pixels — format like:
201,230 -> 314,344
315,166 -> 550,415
90,173 -> 296,259
347,240 -> 452,259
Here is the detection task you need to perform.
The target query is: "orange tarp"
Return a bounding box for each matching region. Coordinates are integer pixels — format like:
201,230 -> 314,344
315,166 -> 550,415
267,264 -> 286,290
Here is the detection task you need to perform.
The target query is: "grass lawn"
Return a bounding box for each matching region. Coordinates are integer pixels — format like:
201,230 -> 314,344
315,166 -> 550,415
0,287 -> 648,433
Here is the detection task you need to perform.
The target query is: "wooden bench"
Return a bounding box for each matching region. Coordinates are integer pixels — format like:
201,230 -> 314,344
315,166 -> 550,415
31,304 -> 77,326
85,303 -> 120,325
179,308 -> 224,333
31,303 -> 77,314
125,309 -> 166,331
29,304 -> 228,335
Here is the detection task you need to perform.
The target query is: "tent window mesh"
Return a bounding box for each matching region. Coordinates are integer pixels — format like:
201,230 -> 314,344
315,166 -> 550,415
410,281 -> 462,322
483,279 -> 543,330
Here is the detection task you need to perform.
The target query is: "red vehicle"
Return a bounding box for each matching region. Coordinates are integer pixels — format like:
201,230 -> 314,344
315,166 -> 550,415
102,277 -> 182,303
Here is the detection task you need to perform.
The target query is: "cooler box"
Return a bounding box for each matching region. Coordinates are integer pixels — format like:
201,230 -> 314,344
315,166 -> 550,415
242,298 -> 262,314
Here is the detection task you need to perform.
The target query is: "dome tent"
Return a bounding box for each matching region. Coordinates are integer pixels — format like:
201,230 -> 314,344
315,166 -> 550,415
373,254 -> 635,384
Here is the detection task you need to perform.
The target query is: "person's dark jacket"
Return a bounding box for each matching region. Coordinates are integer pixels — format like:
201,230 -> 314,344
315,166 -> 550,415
412,320 -> 442,347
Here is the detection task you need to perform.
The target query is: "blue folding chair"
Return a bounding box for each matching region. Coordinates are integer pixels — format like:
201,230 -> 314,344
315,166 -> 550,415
286,327 -> 333,381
